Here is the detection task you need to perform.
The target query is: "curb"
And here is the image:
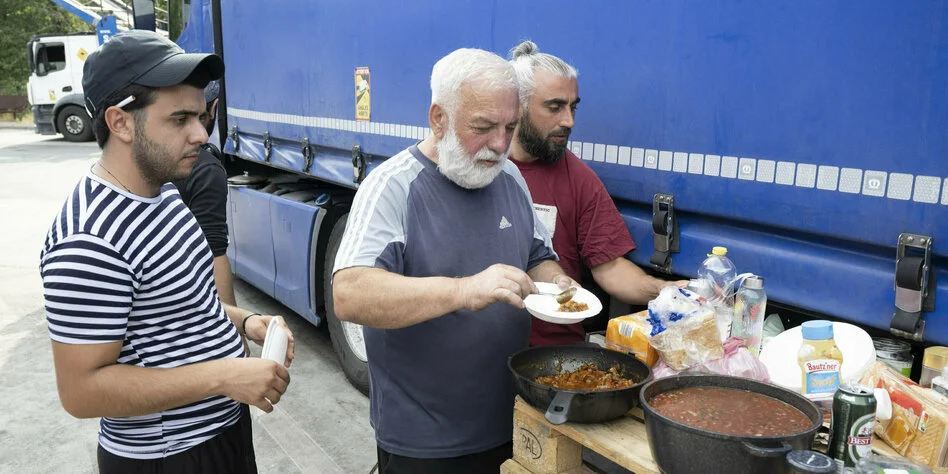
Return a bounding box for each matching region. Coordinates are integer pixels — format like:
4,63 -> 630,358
0,122 -> 33,130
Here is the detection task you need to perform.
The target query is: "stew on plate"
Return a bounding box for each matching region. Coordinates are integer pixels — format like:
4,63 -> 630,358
558,300 -> 589,312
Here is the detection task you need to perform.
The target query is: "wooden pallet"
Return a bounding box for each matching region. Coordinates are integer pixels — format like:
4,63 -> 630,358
506,395 -> 948,474
501,459 -> 597,474
507,395 -> 658,474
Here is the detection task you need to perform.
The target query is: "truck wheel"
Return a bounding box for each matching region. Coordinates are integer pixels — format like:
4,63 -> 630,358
56,105 -> 94,142
324,213 -> 370,395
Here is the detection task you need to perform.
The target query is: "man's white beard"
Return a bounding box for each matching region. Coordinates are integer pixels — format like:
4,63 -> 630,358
437,123 -> 508,189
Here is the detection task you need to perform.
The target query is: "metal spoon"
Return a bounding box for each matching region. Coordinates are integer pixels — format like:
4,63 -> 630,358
540,286 -> 577,304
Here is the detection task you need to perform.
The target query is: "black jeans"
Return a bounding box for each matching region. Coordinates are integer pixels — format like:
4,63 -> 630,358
97,405 -> 257,474
377,441 -> 513,474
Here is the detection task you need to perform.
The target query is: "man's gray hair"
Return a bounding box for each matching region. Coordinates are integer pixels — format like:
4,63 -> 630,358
508,40 -> 578,109
430,48 -> 518,117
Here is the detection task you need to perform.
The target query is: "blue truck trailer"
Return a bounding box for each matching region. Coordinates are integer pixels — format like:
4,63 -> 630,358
154,1 -> 947,392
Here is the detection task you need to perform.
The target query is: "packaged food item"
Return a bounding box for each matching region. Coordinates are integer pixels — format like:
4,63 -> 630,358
646,287 -> 724,370
921,346 -> 948,387
605,311 -> 659,366
799,320 -> 844,413
859,362 -> 948,469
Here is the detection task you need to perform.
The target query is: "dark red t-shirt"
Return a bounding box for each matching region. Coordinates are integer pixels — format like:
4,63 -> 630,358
514,150 -> 637,346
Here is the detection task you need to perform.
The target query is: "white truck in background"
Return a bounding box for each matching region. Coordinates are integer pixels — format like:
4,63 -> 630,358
27,33 -> 99,142
27,0 -> 131,142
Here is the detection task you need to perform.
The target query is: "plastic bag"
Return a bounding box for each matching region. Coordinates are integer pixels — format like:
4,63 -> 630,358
652,337 -> 771,382
647,287 -> 724,370
760,313 -> 785,350
646,286 -> 705,335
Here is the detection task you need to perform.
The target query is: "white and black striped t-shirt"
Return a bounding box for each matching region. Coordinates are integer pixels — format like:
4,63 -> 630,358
39,171 -> 245,459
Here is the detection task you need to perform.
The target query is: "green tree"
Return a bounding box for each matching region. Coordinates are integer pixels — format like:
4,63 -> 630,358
0,0 -> 93,96
166,0 -> 181,42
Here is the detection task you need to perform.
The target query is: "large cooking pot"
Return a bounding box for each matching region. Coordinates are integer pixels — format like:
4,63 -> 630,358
508,344 -> 652,424
640,374 -> 823,474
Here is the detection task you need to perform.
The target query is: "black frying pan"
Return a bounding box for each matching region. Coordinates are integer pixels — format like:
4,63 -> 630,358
507,344 -> 652,424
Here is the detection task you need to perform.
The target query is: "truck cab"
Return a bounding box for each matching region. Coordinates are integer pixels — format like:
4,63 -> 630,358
27,33 -> 98,142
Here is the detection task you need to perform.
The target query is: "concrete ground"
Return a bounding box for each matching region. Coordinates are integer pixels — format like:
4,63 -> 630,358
0,128 -> 377,473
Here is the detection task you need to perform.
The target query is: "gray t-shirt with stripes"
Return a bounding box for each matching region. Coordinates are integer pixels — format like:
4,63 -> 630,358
334,145 -> 556,458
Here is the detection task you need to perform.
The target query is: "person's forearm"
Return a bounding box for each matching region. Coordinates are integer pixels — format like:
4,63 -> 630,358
222,302 -> 255,336
213,255 -> 236,306
527,259 -> 573,285
592,258 -> 667,305
59,358 -> 233,419
332,267 -> 463,329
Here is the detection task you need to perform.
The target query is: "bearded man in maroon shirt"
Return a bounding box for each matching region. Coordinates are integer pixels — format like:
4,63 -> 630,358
508,41 -> 688,346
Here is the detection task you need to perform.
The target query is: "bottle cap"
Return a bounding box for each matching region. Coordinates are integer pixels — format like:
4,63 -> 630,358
711,246 -> 728,256
801,320 -> 834,340
742,275 -> 764,290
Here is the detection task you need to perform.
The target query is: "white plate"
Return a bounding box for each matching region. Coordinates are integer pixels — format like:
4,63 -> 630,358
261,317 -> 288,365
759,321 -> 876,392
524,282 -> 602,325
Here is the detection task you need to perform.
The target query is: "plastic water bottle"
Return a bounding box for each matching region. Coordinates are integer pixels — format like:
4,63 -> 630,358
697,246 -> 738,340
731,275 -> 767,355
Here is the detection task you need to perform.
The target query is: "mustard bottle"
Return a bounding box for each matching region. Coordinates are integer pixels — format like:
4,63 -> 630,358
798,320 -> 844,400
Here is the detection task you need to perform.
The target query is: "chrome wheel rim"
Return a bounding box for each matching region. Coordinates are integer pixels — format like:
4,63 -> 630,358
65,115 -> 84,135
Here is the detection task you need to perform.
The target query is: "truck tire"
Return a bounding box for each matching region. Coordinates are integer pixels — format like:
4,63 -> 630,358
324,213 -> 370,395
56,105 -> 94,142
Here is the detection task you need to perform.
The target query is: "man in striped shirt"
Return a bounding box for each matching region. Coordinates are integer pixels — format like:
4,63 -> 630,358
38,30 -> 294,474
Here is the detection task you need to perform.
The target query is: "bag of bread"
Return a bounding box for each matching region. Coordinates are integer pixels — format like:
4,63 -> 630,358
646,287 -> 724,370
860,362 -> 948,468
606,311 -> 659,366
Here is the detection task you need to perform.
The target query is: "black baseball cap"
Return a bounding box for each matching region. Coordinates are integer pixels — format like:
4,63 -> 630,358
82,30 -> 224,116
204,80 -> 220,103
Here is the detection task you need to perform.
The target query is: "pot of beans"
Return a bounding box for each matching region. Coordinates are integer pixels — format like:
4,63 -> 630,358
640,374 -> 824,474
507,344 -> 652,425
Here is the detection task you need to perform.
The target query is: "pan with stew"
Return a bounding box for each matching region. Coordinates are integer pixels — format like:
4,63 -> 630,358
640,374 -> 824,474
508,344 -> 652,424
